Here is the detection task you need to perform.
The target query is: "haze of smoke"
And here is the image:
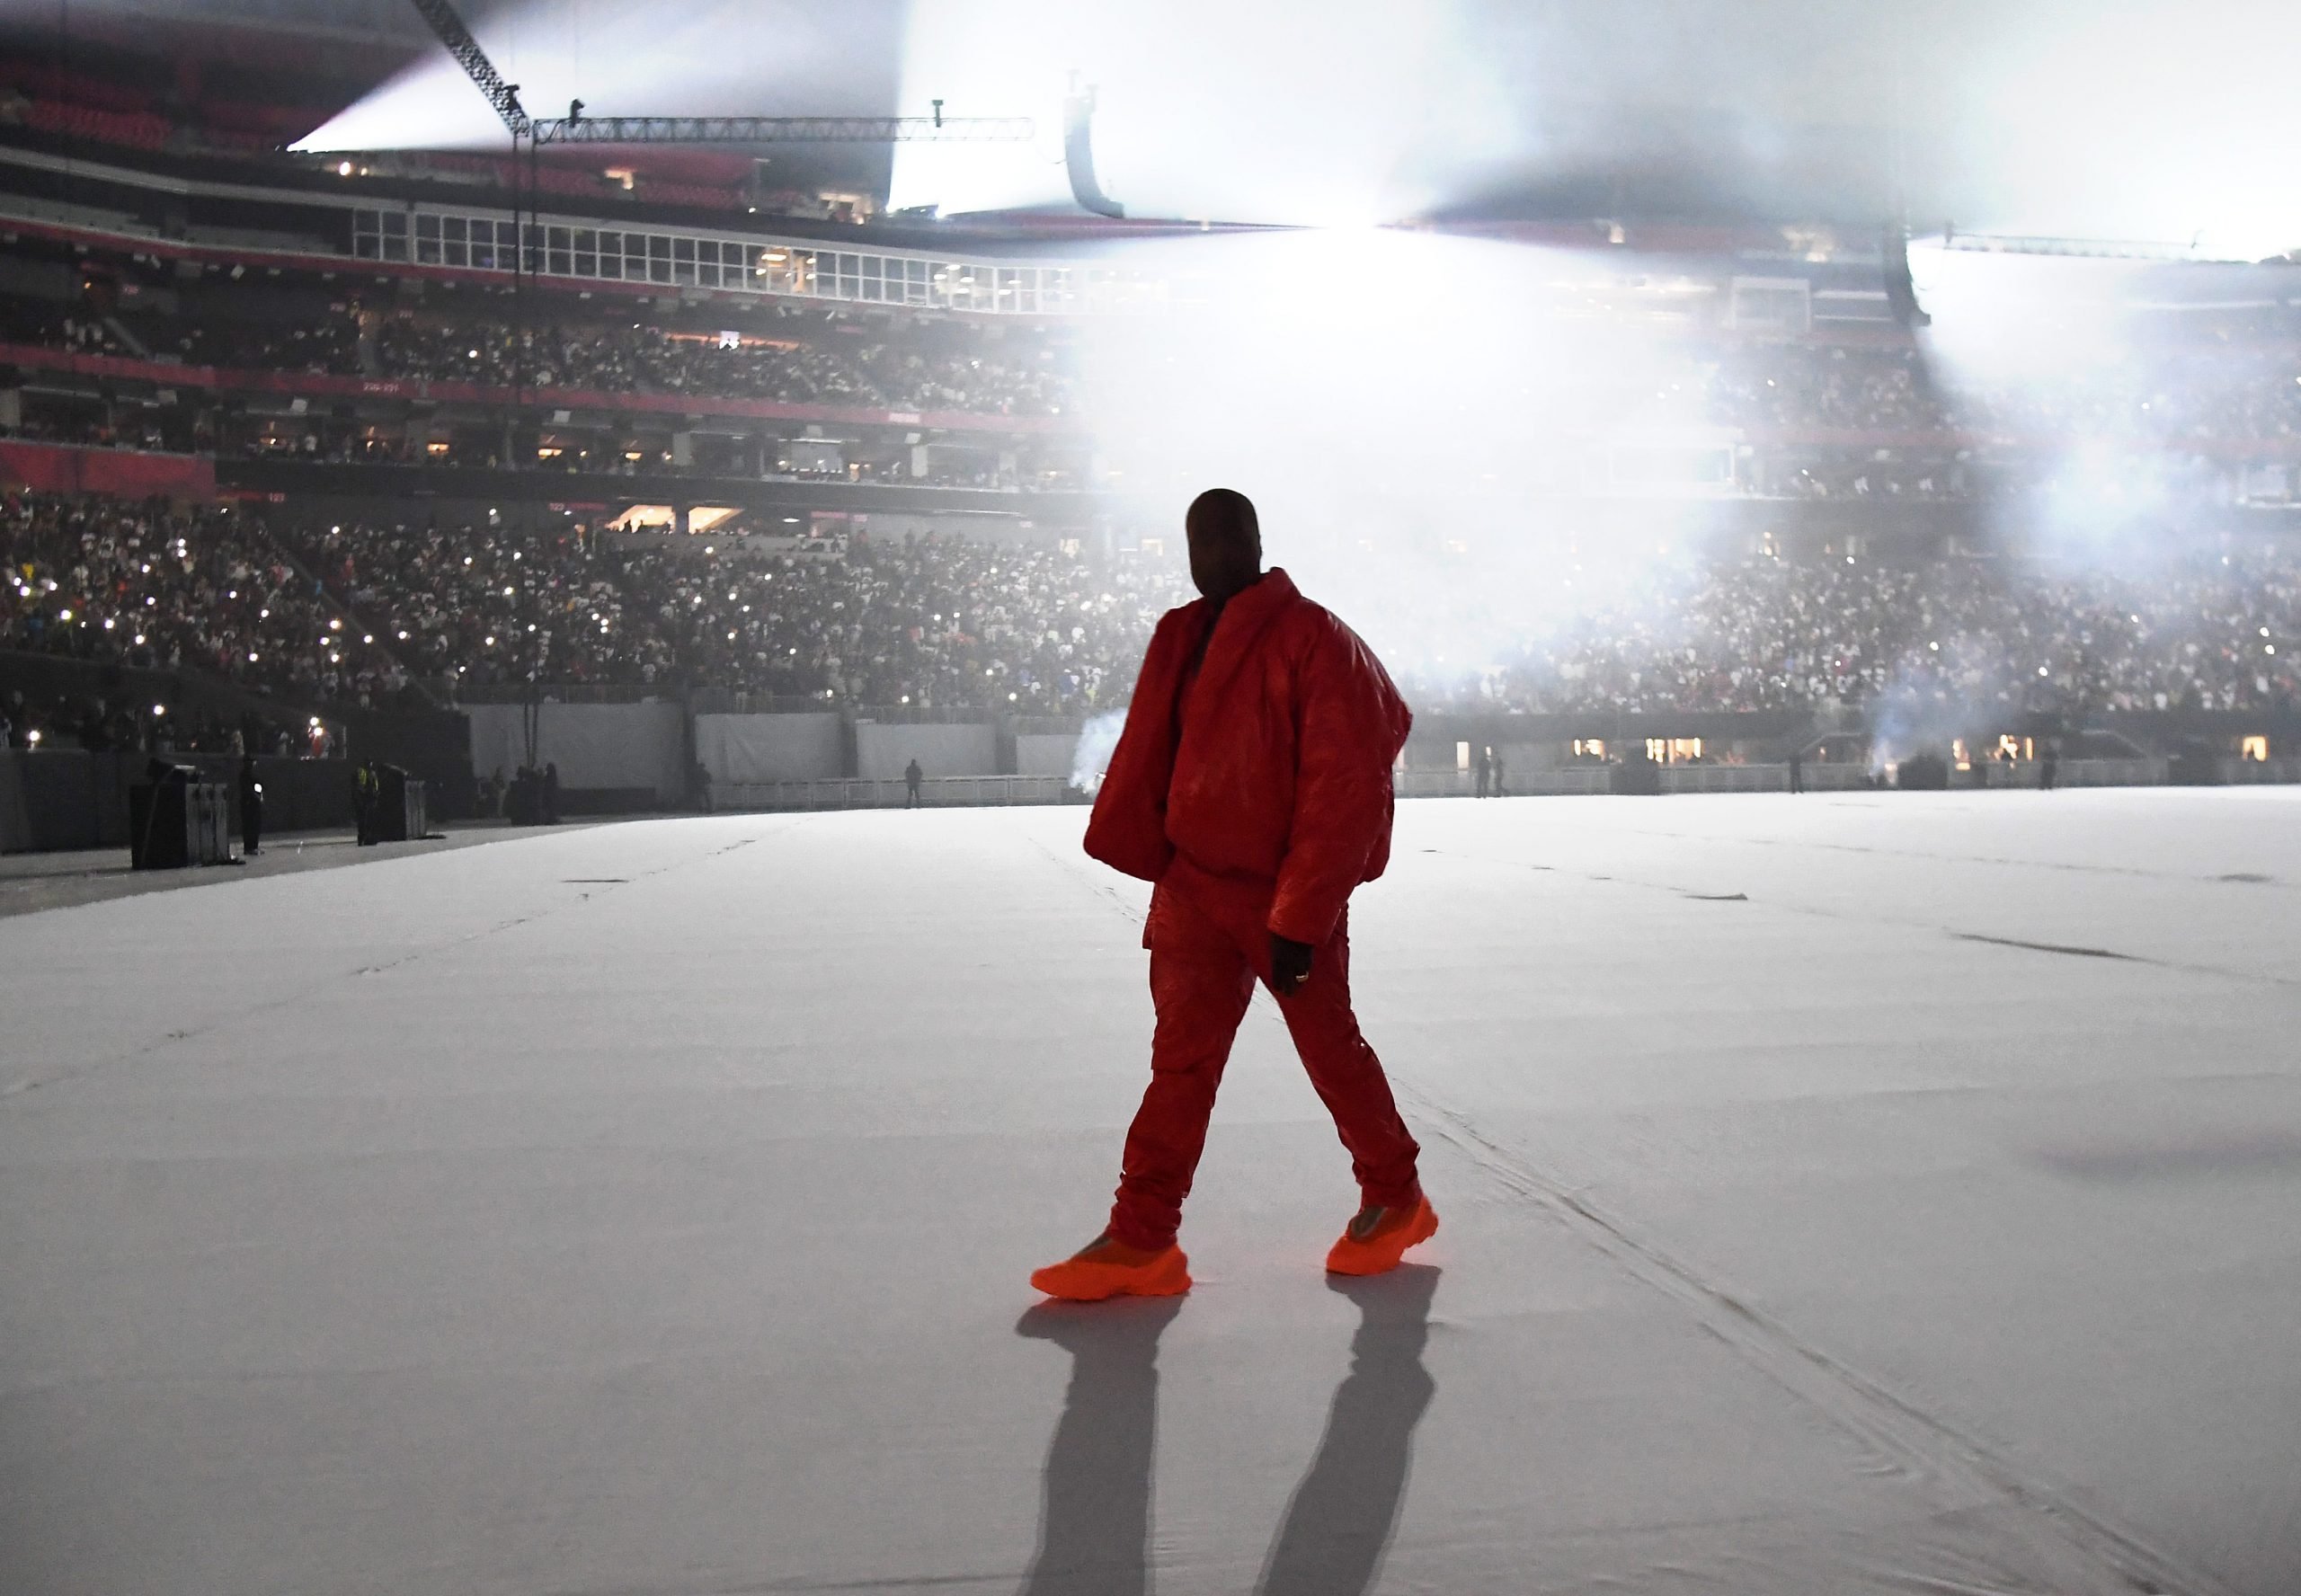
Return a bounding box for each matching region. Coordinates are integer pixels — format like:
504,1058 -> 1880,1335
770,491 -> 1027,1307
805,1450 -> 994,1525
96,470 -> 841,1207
1071,708 -> 1128,792
1077,227 -> 1721,689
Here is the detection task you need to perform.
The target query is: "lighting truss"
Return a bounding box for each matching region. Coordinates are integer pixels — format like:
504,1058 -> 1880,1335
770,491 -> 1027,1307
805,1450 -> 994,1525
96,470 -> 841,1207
532,115 -> 1034,146
406,0 -> 1031,147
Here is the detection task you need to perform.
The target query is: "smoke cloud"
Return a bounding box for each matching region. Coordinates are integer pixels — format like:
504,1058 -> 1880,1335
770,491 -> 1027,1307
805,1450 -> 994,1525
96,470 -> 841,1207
1075,226 -> 1735,693
1071,709 -> 1127,792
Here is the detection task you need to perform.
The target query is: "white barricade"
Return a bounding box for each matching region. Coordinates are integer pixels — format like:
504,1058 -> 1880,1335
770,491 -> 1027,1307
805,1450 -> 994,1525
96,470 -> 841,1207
722,776 -> 1073,811
2219,758 -> 2301,785
1395,768 -> 1611,799
1660,764 -> 1785,794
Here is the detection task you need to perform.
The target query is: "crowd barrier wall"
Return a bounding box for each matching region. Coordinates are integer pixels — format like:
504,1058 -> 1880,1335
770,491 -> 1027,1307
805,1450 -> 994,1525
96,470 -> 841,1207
1395,768 -> 1613,798
723,776 -> 1072,811
1014,732 -> 1081,779
0,751 -> 29,852
2220,757 -> 2301,785
1664,764 -> 1791,794
0,749 -> 354,853
0,650 -> 475,818
0,439 -> 218,499
466,699 -> 687,802
695,712 -> 843,785
854,720 -> 999,780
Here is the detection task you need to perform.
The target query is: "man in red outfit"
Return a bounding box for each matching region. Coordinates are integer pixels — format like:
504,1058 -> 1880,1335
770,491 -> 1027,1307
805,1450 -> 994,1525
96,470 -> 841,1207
1032,488 -> 1435,1302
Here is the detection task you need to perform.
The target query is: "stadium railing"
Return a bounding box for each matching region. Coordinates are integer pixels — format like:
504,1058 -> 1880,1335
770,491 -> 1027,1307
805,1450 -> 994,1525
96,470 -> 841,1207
2217,757 -> 2301,785
721,776 -> 1073,811
1661,763 -> 1794,794
1394,768 -> 1612,798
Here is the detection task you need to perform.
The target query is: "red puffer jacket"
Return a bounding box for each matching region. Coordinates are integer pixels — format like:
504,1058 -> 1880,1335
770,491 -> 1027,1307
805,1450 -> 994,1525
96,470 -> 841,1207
1084,568 -> 1412,946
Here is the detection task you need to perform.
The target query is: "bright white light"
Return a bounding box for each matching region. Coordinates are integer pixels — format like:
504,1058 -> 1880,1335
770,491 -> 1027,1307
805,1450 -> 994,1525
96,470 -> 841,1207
892,0 -> 1521,224
1069,226 -> 1719,681
1950,4 -> 2301,257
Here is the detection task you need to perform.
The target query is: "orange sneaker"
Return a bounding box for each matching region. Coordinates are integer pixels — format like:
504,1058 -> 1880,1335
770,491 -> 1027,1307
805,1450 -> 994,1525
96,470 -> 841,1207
1030,1232 -> 1193,1301
1324,1194 -> 1438,1276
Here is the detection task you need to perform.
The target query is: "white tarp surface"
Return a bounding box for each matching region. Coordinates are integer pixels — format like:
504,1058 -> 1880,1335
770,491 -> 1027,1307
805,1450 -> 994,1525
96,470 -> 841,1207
694,712 -> 844,784
466,699 -> 687,797
3,789 -> 2298,1595
856,719 -> 998,779
1015,732 -> 1081,778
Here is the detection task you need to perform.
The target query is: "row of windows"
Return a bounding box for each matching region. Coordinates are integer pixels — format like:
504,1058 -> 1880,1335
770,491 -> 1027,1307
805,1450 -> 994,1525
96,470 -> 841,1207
351,208 -> 1154,315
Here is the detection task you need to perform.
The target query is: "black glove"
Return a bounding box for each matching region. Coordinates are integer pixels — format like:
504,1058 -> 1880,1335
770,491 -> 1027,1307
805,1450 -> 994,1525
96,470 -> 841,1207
1268,931 -> 1315,997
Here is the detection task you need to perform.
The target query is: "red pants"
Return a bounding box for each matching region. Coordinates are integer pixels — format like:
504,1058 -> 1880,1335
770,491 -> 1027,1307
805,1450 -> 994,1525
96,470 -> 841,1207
1108,882 -> 1422,1251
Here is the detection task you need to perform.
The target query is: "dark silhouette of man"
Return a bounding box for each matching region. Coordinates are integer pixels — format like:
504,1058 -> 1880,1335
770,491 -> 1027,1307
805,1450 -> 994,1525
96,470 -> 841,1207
1472,744 -> 1490,799
1787,745 -> 1804,794
354,761 -> 378,847
237,752 -> 262,856
905,758 -> 924,807
2040,738 -> 2059,790
1488,748 -> 1506,799
1033,488 -> 1433,1301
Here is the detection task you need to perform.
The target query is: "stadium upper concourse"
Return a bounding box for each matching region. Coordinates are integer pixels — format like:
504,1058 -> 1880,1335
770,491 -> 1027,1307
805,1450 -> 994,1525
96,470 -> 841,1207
5,4 -> 2301,1593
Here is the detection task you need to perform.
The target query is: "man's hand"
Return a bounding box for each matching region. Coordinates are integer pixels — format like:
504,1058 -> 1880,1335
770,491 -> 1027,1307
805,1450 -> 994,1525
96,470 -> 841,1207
1268,932 -> 1315,997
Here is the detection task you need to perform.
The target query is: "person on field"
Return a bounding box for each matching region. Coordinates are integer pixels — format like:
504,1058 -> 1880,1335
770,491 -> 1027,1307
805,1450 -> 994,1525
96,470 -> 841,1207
237,752 -> 263,856
905,758 -> 924,807
1031,488 -> 1434,1302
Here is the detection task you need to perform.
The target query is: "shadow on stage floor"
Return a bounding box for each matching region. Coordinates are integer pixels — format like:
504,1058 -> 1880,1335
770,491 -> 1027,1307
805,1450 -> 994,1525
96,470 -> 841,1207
1015,1264 -> 1440,1596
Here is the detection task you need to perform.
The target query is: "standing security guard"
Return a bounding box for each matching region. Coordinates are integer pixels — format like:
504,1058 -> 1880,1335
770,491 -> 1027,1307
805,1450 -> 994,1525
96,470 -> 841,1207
237,753 -> 263,857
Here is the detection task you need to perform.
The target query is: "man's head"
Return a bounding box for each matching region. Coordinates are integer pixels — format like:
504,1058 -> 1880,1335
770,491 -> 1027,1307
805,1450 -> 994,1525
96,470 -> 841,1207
1185,488 -> 1262,603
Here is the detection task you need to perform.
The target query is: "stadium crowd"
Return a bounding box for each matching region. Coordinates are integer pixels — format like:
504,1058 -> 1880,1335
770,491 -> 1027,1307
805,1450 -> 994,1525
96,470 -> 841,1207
298,519 -> 1189,712
370,314 -> 1072,416
10,492 -> 2297,723
1394,545 -> 2301,717
0,277 -> 1073,418
1695,342 -> 2301,444
15,259 -> 2301,448
2,492 -> 412,707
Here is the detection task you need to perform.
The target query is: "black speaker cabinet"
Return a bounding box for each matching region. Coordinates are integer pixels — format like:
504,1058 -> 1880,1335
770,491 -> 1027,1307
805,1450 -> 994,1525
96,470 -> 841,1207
130,773 -> 233,869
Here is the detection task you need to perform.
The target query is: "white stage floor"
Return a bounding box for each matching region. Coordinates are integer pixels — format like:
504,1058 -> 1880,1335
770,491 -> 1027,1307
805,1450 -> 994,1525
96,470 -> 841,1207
4,789 -> 2298,1595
